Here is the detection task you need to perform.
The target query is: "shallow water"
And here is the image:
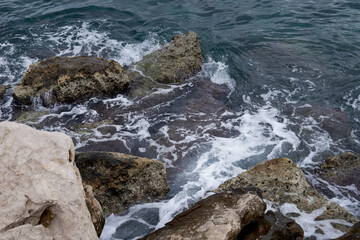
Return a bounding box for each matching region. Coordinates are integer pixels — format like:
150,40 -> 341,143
1,0 -> 360,239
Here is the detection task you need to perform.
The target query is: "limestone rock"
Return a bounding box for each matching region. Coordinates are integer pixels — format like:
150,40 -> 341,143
319,152 -> 360,189
141,189 -> 266,240
13,56 -> 129,106
84,185 -> 105,237
0,121 -> 98,239
127,31 -> 202,97
216,158 -> 359,232
75,151 -> 169,216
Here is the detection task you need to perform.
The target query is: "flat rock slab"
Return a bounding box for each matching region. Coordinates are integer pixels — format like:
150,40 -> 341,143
75,151 -> 169,216
216,158 -> 359,233
0,122 -> 98,240
13,56 -> 129,106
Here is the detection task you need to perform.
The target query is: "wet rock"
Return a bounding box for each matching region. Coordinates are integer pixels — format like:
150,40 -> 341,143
127,31 -> 202,97
14,110 -> 50,123
319,152 -> 360,190
0,122 -> 97,240
141,189 -> 266,240
0,85 -> 6,98
113,220 -> 153,240
334,221 -> 360,240
75,151 -> 169,216
84,185 -> 105,237
238,210 -> 304,240
216,158 -> 359,233
13,56 -> 129,106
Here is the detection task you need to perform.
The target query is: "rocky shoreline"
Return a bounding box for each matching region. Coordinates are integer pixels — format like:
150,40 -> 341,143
0,32 -> 359,239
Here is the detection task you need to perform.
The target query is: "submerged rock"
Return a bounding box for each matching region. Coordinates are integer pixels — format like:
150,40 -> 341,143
0,122 -> 98,240
319,152 -> 360,190
75,151 -> 169,216
141,189 -> 266,240
13,56 -> 129,106
216,158 -> 359,233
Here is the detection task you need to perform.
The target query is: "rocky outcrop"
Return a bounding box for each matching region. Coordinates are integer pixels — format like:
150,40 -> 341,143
13,56 -> 129,106
0,122 -> 98,240
216,158 -> 359,233
127,31 -> 202,97
75,151 -> 169,216
141,189 -> 266,240
319,152 -> 360,189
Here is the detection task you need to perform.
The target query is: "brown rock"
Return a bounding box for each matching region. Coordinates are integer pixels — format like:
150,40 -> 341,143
0,85 -> 6,98
334,222 -> 360,240
84,185 -> 105,237
0,121 -> 97,240
13,56 -> 129,106
141,189 -> 266,240
216,158 -> 358,233
75,151 -> 169,216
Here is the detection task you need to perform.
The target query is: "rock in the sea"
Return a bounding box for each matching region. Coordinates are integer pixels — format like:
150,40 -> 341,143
75,151 -> 169,216
0,122 -> 98,240
84,185 -> 105,237
13,56 -> 129,106
132,31 -> 202,84
0,85 -> 6,99
216,158 -> 359,233
238,210 -> 304,240
334,221 -> 360,240
319,152 -> 360,189
141,189 -> 266,240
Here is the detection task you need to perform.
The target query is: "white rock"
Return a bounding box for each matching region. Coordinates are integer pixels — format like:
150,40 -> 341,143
0,121 -> 98,240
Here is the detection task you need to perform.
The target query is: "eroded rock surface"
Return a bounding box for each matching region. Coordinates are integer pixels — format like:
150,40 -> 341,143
13,56 -> 129,106
334,221 -> 360,240
75,151 -> 169,216
216,158 -> 359,233
141,189 -> 266,240
84,185 -> 105,237
0,85 -> 6,98
0,122 -> 98,240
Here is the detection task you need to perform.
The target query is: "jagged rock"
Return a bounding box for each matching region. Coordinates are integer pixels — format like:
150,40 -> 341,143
238,210 -> 304,240
216,158 -> 359,233
0,122 -> 98,240
319,152 -> 360,189
141,189 -> 266,240
13,56 -> 129,106
127,31 -> 202,97
75,151 -> 169,216
334,221 -> 360,240
0,85 -> 6,98
84,185 -> 105,237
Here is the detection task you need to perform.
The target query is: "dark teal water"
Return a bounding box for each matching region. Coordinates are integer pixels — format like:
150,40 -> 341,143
1,1 -> 360,239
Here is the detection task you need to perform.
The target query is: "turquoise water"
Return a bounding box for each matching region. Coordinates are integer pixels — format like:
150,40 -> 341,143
1,1 -> 360,239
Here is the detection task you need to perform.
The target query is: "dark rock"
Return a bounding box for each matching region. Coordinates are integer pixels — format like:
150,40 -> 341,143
113,220 -> 153,240
132,208 -> 160,225
238,210 -> 304,240
75,151 -> 169,216
216,158 -> 358,233
13,56 -> 129,106
141,189 -> 266,240
334,222 -> 360,240
83,184 -> 105,237
319,152 -> 360,189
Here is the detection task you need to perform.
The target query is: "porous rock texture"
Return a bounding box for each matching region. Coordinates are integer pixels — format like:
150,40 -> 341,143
127,31 -> 202,97
75,151 -> 170,216
216,158 -> 359,233
84,185 -> 105,237
13,56 -> 129,106
319,152 -> 360,189
141,189 -> 266,240
0,121 -> 98,240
